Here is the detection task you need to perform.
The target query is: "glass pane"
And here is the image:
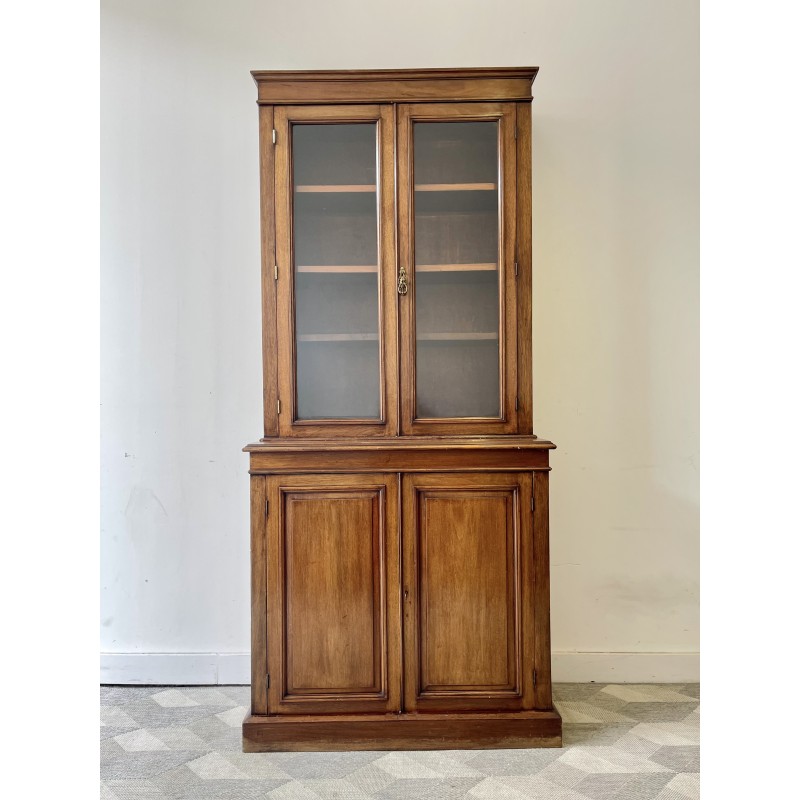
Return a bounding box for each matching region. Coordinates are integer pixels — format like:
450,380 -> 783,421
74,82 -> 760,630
292,123 -> 380,420
413,121 -> 501,418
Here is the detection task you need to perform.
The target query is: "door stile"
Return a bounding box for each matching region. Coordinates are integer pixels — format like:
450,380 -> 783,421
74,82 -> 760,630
259,105 -> 279,437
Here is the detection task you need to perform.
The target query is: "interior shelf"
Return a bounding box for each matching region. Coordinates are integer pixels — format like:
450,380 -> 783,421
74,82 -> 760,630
297,265 -> 378,274
298,332 -> 496,343
415,183 -> 496,192
296,264 -> 496,274
298,333 -> 379,342
296,184 -> 376,193
416,263 -> 496,273
294,183 -> 497,193
417,332 -> 498,342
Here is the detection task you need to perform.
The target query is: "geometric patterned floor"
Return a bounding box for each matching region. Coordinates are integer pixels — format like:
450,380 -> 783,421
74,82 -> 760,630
100,683 -> 699,799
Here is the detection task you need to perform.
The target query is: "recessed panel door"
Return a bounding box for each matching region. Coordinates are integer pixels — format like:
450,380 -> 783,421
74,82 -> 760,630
266,474 -> 400,714
402,472 -> 534,712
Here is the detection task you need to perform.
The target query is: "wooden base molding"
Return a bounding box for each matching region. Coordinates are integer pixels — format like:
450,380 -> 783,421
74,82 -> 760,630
242,709 -> 562,752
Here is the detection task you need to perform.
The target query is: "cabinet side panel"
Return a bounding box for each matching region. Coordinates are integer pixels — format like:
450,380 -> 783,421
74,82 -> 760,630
516,103 -> 533,433
250,475 -> 268,714
259,105 -> 279,436
533,470 -> 554,709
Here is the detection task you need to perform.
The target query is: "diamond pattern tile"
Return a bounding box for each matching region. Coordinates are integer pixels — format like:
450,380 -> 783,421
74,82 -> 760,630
100,683 -> 700,799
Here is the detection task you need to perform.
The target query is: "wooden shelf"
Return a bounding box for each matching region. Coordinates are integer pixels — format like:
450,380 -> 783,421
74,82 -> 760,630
298,333 -> 379,342
415,183 -> 496,192
297,265 -> 378,274
295,183 -> 496,193
296,184 -> 376,193
417,332 -> 498,342
416,263 -> 496,273
297,264 -> 496,274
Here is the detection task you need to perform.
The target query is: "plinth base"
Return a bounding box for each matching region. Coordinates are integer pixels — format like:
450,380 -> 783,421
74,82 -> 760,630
242,709 -> 562,752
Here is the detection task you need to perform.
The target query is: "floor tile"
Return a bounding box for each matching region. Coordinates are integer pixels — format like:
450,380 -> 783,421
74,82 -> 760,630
99,683 -> 700,799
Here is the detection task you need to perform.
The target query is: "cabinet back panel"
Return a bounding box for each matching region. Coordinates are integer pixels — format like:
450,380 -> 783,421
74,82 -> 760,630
414,210 -> 498,266
415,274 -> 500,334
295,274 -> 379,334
293,123 -> 377,187
416,342 -> 500,419
296,341 -> 380,420
294,205 -> 378,267
413,121 -> 498,185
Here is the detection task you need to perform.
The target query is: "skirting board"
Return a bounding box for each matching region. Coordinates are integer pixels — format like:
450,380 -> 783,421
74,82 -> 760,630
100,653 -> 250,685
552,652 -> 699,683
101,651 -> 699,685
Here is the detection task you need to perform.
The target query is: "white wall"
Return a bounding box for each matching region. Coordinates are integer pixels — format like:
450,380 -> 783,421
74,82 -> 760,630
101,0 -> 699,683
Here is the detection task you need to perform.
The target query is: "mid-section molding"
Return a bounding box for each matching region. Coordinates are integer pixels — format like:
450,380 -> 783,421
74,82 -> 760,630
245,435 -> 555,473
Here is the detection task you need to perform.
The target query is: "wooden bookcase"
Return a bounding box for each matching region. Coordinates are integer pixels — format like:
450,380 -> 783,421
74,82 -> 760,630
243,68 -> 561,751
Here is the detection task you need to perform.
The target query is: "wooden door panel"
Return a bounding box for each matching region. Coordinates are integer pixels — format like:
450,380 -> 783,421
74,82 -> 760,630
285,493 -> 380,692
267,474 -> 400,714
420,492 -> 516,690
403,472 -> 534,712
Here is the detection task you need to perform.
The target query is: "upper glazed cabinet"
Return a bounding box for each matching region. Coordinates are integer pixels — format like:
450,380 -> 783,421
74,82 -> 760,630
260,71 -> 534,438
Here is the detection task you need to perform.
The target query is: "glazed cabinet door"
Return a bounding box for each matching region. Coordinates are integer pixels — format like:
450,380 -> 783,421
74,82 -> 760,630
397,103 -> 519,435
402,472 -> 535,712
273,105 -> 398,437
265,474 -> 400,714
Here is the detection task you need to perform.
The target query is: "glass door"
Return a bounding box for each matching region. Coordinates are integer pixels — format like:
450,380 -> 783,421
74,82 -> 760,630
397,103 -> 519,435
274,105 -> 397,436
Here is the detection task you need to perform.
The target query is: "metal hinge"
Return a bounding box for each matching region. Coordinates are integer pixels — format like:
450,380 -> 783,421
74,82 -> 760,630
515,397 -> 519,411
274,264 -> 278,280
277,399 -> 281,414
531,495 -> 535,512
265,499 -> 269,516
272,129 -> 276,145
514,261 -> 519,277
266,673 -> 270,688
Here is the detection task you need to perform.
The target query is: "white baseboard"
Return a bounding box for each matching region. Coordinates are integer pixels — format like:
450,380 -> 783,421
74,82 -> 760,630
101,651 -> 699,685
552,652 -> 699,683
101,653 -> 250,685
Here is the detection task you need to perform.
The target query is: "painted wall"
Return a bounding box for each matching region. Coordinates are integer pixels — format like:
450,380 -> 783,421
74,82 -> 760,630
101,0 -> 699,682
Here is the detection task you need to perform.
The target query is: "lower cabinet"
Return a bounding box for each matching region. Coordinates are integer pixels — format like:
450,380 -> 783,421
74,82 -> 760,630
246,464 -> 560,750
